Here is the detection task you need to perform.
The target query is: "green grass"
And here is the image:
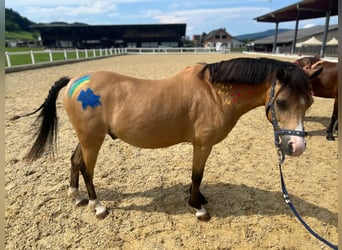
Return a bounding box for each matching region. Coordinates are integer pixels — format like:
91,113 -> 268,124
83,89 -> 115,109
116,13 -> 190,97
5,47 -> 44,67
5,31 -> 37,40
5,47 -> 101,67
5,47 -> 42,52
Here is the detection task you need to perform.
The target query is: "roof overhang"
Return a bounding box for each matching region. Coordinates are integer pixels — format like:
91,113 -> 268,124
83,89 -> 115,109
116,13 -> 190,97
254,0 -> 337,23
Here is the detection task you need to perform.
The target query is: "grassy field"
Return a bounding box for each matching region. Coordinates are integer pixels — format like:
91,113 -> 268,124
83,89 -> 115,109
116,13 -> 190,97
5,47 -> 98,67
5,31 -> 37,41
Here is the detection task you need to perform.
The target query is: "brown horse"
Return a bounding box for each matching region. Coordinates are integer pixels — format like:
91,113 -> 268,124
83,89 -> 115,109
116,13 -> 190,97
295,56 -> 338,140
14,57 -> 320,221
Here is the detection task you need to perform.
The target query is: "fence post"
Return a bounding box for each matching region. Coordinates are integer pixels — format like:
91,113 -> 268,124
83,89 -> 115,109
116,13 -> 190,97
63,49 -> 67,60
48,50 -> 53,62
5,52 -> 11,67
30,50 -> 35,64
85,49 -> 88,58
76,49 -> 79,59
93,48 -> 96,57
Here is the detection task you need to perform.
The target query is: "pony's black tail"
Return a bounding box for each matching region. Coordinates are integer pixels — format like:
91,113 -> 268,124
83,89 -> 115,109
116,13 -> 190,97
18,77 -> 71,162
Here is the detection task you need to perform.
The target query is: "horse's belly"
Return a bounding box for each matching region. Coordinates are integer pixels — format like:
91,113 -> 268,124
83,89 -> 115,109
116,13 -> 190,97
110,114 -> 190,148
114,126 -> 188,148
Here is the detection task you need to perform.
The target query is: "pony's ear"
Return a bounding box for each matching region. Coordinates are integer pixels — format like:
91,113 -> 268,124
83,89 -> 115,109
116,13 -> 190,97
306,67 -> 323,79
276,68 -> 290,83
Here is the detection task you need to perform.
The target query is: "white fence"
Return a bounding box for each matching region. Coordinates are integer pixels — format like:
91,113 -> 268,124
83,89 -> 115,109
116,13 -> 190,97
5,48 -> 127,68
5,47 -> 230,70
125,47 -> 228,54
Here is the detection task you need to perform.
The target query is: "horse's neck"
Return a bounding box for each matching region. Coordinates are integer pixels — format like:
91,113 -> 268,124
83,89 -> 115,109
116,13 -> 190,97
213,82 -> 267,115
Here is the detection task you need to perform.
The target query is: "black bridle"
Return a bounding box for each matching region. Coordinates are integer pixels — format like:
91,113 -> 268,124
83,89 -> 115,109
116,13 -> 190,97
265,79 -> 307,163
266,80 -> 338,249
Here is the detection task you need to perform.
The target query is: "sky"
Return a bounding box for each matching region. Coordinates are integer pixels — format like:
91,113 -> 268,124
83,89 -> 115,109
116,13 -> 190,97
5,0 -> 338,37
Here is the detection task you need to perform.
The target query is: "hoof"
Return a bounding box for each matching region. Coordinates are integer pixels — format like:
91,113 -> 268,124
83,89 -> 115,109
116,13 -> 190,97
96,210 -> 109,219
76,199 -> 89,207
95,205 -> 108,219
326,134 -> 335,141
195,206 -> 211,222
197,213 -> 211,222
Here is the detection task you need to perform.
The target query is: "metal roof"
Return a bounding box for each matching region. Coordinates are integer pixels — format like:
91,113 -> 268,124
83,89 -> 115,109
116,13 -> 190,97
31,23 -> 186,29
253,24 -> 338,44
255,0 -> 338,23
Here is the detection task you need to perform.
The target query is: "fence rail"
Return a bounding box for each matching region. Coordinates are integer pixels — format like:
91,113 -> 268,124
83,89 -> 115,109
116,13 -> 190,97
125,47 -> 227,54
5,48 -> 127,68
5,47 -> 229,70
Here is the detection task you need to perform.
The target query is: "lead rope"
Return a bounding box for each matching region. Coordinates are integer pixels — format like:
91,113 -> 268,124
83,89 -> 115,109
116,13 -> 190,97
277,150 -> 338,249
267,79 -> 337,249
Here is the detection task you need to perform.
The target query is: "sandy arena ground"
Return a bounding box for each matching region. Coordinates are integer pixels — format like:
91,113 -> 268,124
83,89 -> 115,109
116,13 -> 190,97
5,54 -> 337,249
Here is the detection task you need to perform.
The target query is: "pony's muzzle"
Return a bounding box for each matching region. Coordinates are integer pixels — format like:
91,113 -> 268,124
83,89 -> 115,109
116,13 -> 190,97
280,135 -> 306,156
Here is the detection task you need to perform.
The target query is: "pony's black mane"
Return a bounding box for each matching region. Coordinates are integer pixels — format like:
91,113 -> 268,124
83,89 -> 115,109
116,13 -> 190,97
199,57 -> 294,85
199,57 -> 312,105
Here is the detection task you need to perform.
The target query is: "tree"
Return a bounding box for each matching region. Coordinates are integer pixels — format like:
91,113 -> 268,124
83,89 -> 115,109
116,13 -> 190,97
5,8 -> 36,32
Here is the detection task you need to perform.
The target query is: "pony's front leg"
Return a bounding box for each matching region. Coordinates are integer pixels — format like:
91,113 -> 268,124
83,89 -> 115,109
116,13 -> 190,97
189,145 -> 212,221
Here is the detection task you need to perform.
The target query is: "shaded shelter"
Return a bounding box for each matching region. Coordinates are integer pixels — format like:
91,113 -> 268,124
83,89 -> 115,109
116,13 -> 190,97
254,0 -> 337,57
31,23 -> 186,49
296,36 -> 322,47
326,37 -> 338,46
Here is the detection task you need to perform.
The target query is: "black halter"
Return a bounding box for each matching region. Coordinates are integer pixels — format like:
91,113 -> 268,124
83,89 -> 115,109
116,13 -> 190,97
266,81 -> 337,249
265,80 -> 307,163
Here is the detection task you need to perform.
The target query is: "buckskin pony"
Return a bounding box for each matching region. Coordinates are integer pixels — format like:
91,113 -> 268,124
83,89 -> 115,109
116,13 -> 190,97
296,56 -> 338,140
14,57 -> 320,221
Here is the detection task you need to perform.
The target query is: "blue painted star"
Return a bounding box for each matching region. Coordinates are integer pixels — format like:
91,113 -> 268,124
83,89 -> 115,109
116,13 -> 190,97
77,88 -> 101,110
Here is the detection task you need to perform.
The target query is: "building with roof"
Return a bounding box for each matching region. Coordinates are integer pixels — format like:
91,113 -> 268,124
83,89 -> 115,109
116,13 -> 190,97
254,0 -> 337,57
31,23 -> 186,49
202,28 -> 232,50
251,24 -> 338,56
192,28 -> 244,51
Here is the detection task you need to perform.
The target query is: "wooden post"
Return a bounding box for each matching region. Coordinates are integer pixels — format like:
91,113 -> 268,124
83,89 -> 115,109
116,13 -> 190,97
48,50 -> 53,62
5,52 -> 11,67
30,50 -> 35,64
63,49 -> 67,60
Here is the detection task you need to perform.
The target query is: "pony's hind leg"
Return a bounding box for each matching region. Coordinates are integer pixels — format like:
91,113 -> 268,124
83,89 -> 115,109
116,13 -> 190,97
68,144 -> 89,206
79,135 -> 108,219
69,136 -> 108,219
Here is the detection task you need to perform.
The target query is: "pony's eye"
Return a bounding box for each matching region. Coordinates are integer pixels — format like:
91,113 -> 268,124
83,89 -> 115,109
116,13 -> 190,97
276,99 -> 287,110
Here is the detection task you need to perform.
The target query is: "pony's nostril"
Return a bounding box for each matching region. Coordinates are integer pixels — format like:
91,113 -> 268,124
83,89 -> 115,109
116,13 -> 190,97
288,141 -> 294,153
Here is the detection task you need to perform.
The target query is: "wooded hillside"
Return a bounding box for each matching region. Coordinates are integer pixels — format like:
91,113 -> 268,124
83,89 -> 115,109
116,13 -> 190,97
5,8 -> 36,32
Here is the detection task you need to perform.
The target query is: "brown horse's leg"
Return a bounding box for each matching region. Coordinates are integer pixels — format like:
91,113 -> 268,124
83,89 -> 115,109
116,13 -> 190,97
68,143 -> 89,206
189,145 -> 212,221
78,134 -> 108,219
326,99 -> 338,141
